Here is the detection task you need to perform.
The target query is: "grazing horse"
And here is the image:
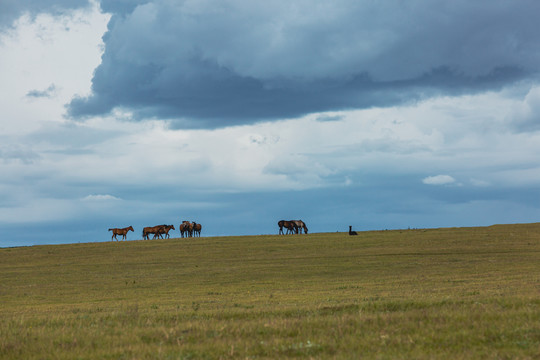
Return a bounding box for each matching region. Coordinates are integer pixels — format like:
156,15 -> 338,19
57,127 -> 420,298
349,226 -> 358,235
192,222 -> 202,237
278,220 -> 296,235
108,226 -> 134,241
142,225 -> 165,240
291,220 -> 308,234
157,224 -> 175,239
180,221 -> 192,238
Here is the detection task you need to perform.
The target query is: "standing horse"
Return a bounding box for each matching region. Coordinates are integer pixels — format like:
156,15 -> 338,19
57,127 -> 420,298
108,226 -> 134,241
278,220 -> 296,235
192,222 -> 202,237
180,221 -> 192,238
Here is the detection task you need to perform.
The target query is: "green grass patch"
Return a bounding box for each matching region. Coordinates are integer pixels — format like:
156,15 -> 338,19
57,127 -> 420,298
1,224 -> 539,358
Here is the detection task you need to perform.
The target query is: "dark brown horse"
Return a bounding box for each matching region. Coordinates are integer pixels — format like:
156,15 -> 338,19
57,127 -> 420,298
278,220 -> 296,235
192,222 -> 202,237
108,226 -> 134,241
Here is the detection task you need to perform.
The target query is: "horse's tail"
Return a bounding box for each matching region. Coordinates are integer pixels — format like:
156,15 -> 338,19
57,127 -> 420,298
108,228 -> 113,232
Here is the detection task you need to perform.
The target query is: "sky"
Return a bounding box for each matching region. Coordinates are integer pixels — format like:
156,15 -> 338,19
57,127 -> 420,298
1,0 -> 540,247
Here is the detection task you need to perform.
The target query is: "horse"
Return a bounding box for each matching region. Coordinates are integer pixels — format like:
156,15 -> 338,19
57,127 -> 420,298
157,224 -> 175,239
349,226 -> 358,235
192,222 -> 202,237
142,225 -> 164,240
180,221 -> 192,238
291,220 -> 308,234
278,220 -> 296,235
152,224 -> 168,239
108,226 -> 134,241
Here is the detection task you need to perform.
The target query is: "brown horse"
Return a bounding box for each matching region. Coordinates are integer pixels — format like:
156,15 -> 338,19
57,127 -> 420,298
291,220 -> 308,234
108,226 -> 134,241
142,225 -> 165,240
180,221 -> 192,238
192,222 -> 202,237
278,220 -> 296,235
157,224 -> 176,239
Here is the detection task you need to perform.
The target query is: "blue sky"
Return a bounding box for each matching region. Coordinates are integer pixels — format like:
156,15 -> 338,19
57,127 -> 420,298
1,0 -> 540,247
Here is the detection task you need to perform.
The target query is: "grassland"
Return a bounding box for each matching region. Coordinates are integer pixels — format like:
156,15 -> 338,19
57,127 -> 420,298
0,223 -> 539,359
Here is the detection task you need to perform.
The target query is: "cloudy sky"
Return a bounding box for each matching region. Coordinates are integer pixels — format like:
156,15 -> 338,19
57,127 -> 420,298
2,0 -> 540,247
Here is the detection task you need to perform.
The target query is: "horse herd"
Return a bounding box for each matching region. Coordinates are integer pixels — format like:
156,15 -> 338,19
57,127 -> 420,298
107,221 -> 202,241
108,219 -> 309,241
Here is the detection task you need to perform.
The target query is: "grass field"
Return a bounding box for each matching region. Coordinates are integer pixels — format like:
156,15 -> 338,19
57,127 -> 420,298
0,223 -> 539,359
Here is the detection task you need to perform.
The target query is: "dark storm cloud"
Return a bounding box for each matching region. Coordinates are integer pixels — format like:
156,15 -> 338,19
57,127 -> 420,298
67,0 -> 540,128
0,0 -> 91,28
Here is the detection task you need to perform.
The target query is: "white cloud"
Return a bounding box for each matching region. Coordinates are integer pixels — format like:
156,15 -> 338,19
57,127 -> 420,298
18,87 -> 540,197
0,4 -> 109,135
422,175 -> 456,186
508,85 -> 540,132
0,197 -> 77,224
